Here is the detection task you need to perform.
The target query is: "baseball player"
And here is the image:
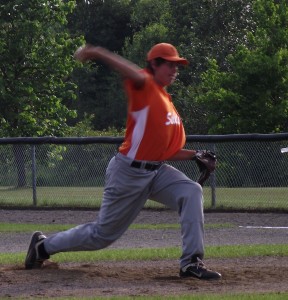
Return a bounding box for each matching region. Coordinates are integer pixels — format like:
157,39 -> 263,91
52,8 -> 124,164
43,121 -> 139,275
25,43 -> 221,280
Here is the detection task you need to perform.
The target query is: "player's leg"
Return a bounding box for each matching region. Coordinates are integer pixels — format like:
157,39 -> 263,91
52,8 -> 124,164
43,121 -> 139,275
149,164 -> 221,279
25,154 -> 155,269
150,164 -> 204,264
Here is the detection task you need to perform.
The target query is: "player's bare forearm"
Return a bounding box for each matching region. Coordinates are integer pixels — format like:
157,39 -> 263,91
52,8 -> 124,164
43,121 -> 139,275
168,149 -> 197,161
74,45 -> 145,87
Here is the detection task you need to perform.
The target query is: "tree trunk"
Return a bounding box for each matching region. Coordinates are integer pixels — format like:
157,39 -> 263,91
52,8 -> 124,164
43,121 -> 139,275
12,144 -> 27,187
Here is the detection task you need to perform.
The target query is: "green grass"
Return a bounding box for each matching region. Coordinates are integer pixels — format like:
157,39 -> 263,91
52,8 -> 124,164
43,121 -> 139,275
1,244 -> 287,265
0,186 -> 288,210
214,187 -> 288,209
2,293 -> 286,300
0,186 -> 104,207
0,222 -> 234,233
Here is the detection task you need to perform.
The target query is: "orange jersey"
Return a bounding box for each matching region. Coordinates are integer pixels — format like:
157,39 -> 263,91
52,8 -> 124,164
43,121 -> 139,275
119,69 -> 186,161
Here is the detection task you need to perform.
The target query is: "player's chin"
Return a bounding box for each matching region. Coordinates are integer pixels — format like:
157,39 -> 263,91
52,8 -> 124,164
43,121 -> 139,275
167,77 -> 176,85
160,77 -> 176,87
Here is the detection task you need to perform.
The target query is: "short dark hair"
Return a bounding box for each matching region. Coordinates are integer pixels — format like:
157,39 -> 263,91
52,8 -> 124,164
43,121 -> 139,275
146,57 -> 167,74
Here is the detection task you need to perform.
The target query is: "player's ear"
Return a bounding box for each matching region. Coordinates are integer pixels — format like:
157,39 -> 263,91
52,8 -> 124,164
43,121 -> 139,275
150,59 -> 158,72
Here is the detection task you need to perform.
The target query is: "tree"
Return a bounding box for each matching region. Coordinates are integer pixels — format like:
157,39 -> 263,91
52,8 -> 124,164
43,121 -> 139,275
197,0 -> 288,134
0,0 -> 83,186
123,0 -> 255,134
67,0 -> 133,130
66,0 -> 255,134
162,0 -> 255,134
169,0 -> 254,82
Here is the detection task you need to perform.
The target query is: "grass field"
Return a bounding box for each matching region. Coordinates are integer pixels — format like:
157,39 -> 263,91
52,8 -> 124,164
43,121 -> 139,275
1,243 -> 287,265
0,186 -> 287,210
0,220 -> 287,299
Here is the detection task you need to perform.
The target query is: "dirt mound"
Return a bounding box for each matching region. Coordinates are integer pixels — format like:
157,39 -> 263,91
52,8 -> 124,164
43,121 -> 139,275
1,257 -> 287,298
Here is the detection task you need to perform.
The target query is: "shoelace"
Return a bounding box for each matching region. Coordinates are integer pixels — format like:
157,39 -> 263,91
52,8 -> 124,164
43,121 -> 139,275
182,258 -> 207,272
191,258 -> 207,270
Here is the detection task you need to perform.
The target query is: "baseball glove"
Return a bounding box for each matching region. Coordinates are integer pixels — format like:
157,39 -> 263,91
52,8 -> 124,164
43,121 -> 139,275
193,150 -> 217,186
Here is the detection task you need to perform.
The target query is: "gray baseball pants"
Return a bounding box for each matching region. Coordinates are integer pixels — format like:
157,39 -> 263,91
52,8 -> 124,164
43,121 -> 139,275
44,152 -> 204,268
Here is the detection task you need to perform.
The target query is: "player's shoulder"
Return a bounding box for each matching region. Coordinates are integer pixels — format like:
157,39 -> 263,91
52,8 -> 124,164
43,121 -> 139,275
126,69 -> 151,90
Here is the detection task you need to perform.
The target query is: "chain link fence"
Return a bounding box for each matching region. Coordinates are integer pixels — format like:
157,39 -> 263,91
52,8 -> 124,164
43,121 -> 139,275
0,134 -> 288,211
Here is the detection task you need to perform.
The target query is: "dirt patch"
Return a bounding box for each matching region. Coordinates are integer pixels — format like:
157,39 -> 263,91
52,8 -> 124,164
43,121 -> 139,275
1,257 -> 288,298
0,210 -> 287,298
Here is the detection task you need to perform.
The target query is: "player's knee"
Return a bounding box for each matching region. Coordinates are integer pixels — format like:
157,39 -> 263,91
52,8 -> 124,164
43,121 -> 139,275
92,233 -> 116,249
92,225 -> 124,249
177,182 -> 204,219
181,181 -> 203,199
193,181 -> 203,194
176,181 -> 202,209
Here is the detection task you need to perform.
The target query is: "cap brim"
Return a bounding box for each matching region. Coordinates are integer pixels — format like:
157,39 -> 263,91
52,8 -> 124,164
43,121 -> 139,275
162,56 -> 189,65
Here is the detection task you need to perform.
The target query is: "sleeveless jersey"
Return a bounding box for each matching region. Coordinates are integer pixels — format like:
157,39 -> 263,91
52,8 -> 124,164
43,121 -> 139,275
118,69 -> 186,161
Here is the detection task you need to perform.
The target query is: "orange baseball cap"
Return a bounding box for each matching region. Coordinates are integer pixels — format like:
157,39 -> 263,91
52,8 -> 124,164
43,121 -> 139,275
147,43 -> 188,65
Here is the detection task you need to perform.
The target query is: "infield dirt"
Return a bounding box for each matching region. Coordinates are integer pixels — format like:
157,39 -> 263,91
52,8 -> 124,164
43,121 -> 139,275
0,209 -> 287,298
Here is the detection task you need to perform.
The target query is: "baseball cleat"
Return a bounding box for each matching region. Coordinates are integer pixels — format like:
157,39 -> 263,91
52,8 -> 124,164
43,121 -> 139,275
180,257 -> 222,280
25,231 -> 49,269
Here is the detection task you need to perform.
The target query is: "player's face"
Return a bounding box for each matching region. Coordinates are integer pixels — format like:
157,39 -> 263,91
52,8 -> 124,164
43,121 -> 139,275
153,61 -> 179,87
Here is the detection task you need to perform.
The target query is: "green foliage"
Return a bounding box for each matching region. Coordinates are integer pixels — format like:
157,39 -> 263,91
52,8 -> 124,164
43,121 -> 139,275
0,0 -> 84,137
67,0 -> 133,130
121,0 -> 255,134
169,0 -> 255,82
67,113 -> 125,137
123,23 -> 170,67
69,0 -> 132,50
161,0 -> 255,133
64,0 -> 257,133
197,0 -> 288,134
2,0 -> 287,136
130,0 -> 171,31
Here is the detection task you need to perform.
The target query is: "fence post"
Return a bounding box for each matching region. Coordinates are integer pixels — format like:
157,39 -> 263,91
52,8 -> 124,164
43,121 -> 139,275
31,145 -> 37,206
211,143 -> 216,209
211,173 -> 216,209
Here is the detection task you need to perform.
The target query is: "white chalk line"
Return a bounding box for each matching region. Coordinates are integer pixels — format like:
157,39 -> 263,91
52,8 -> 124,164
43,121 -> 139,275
239,226 -> 288,229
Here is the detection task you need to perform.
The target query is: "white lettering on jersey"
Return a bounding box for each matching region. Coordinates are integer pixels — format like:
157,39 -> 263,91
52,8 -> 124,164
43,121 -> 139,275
165,112 -> 181,125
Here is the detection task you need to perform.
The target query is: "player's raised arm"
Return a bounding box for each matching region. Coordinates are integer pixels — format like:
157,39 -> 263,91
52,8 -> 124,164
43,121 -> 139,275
74,45 -> 145,88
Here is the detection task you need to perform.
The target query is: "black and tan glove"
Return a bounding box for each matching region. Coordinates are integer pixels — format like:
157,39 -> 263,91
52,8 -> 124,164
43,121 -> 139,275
192,150 -> 217,186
